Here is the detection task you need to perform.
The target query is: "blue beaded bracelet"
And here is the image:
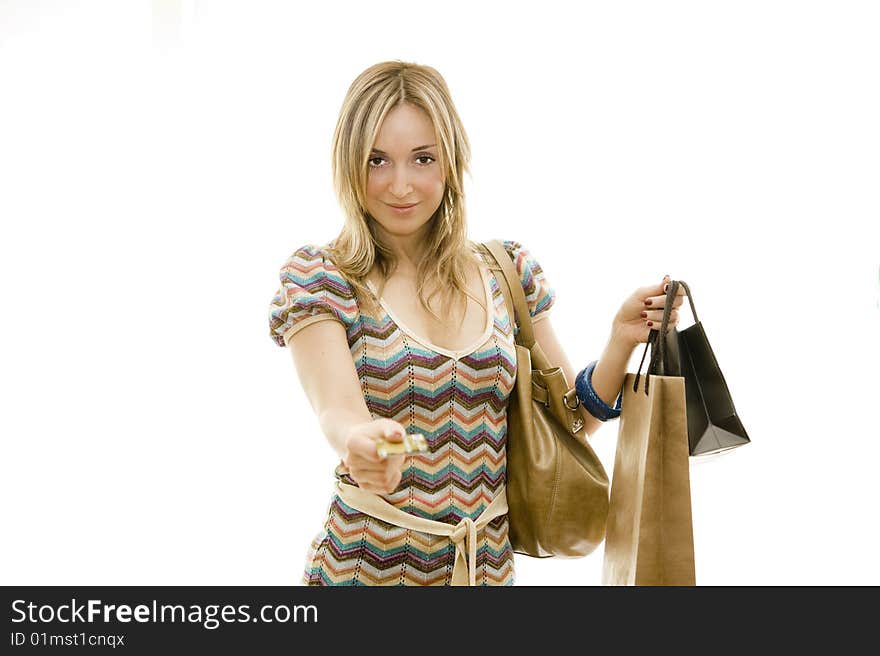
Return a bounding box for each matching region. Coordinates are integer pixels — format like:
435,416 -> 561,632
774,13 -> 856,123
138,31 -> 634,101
575,360 -> 623,422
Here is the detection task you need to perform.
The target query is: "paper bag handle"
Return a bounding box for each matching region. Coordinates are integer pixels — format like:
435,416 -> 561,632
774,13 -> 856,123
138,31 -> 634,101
632,279 -> 699,395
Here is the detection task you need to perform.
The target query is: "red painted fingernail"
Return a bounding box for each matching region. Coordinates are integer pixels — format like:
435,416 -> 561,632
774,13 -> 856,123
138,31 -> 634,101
640,311 -> 647,318
647,321 -> 654,327
644,299 -> 652,306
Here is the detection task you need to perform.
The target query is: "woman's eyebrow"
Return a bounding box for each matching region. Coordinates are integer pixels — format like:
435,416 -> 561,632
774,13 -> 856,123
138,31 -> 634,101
370,144 -> 436,155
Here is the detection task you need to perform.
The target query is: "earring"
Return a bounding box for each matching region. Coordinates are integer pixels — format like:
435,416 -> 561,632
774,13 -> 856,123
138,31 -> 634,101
444,192 -> 454,233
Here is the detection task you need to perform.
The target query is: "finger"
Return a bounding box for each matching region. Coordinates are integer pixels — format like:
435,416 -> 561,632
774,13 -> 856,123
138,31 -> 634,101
348,461 -> 390,475
384,469 -> 403,491
662,282 -> 685,296
645,284 -> 685,309
377,420 -> 406,443
353,453 -> 405,476
352,468 -> 394,486
643,281 -> 668,299
641,308 -> 679,322
381,453 -> 406,469
637,275 -> 670,302
356,426 -> 407,465
356,470 -> 401,494
356,480 -> 388,494
643,310 -> 679,328
350,435 -> 384,464
375,447 -> 408,467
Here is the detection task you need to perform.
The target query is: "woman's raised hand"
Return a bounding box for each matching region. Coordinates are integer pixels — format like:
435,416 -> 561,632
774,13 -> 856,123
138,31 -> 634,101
611,275 -> 686,349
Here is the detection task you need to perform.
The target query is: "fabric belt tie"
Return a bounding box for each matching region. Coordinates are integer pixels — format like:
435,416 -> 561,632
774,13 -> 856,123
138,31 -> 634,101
335,480 -> 509,586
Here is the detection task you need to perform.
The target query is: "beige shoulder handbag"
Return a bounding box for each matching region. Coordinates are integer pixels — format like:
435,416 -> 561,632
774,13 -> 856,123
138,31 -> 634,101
480,240 -> 610,558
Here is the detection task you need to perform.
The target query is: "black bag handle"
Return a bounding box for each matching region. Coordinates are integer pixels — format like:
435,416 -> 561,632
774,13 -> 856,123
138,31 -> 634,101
632,279 -> 700,395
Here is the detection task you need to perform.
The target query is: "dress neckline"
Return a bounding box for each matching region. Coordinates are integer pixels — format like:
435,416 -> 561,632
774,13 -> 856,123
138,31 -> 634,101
365,263 -> 495,361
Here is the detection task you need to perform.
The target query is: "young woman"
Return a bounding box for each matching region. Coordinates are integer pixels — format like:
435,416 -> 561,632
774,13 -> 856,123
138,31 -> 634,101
268,60 -> 684,585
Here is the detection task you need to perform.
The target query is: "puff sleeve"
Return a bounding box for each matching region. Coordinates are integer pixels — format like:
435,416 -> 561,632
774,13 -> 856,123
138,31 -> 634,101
502,239 -> 557,330
268,244 -> 360,347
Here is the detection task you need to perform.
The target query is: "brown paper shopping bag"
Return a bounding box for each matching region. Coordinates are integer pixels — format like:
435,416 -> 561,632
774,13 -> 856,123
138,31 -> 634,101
601,372 -> 696,585
602,281 -> 696,585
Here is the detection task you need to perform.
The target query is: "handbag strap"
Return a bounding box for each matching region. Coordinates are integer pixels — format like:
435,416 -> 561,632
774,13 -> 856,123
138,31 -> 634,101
479,240 -> 536,348
633,279 -> 700,395
479,240 -> 583,418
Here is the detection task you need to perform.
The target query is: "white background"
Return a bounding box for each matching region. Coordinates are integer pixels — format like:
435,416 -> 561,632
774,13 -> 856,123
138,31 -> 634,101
1,0 -> 878,586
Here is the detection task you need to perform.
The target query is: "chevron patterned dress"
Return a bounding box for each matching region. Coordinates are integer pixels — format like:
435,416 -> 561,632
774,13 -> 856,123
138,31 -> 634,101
268,239 -> 556,585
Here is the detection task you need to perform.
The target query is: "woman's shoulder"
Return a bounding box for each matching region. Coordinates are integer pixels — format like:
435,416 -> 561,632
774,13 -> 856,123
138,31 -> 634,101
474,238 -> 545,269
472,237 -> 534,256
281,241 -> 333,265
484,238 -> 556,321
280,241 -> 350,284
268,241 -> 360,347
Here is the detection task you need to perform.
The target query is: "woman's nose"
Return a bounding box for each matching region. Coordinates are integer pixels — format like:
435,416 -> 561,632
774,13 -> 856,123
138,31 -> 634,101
389,169 -> 413,196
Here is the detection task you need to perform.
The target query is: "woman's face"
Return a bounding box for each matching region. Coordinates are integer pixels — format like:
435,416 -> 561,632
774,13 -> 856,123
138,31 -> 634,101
364,103 -> 446,244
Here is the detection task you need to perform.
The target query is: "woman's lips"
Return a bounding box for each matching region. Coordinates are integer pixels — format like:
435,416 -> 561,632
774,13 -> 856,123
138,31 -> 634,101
387,202 -> 419,213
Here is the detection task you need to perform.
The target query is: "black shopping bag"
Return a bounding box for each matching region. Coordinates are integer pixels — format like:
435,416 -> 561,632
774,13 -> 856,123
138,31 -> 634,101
641,280 -> 751,457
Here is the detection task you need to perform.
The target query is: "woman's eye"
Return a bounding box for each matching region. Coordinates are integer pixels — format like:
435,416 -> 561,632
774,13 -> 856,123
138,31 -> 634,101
368,155 -> 435,167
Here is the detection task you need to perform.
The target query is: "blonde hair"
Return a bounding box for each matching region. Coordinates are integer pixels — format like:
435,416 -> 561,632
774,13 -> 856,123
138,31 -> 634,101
324,59 -> 485,325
